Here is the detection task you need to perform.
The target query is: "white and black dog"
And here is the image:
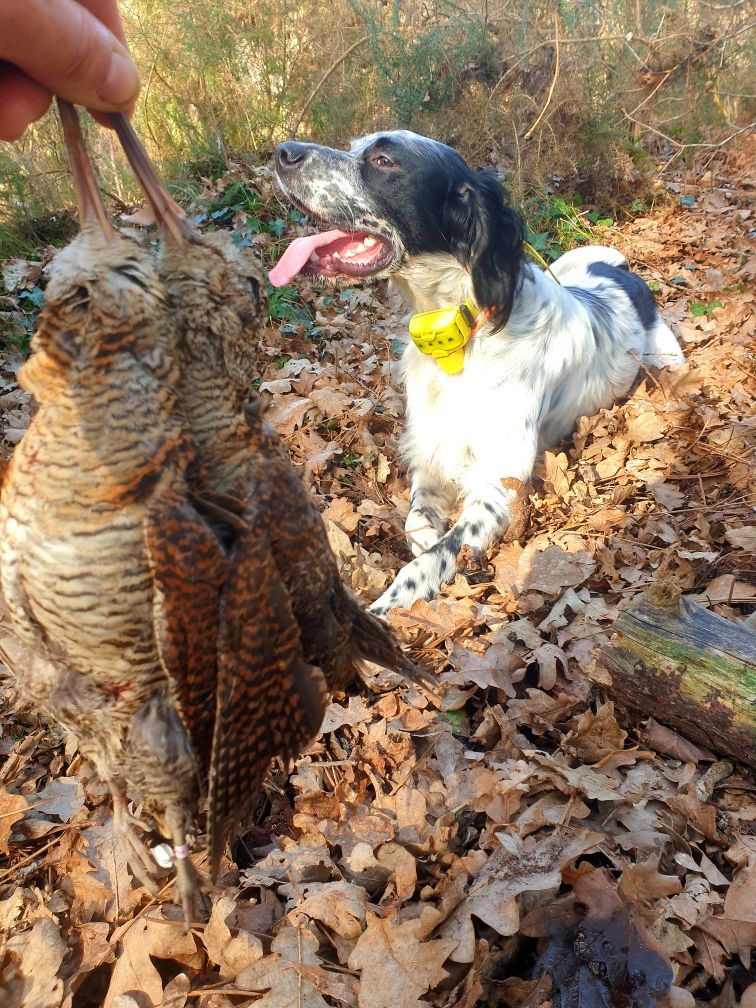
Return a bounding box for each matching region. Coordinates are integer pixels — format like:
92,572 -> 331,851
270,130 -> 684,615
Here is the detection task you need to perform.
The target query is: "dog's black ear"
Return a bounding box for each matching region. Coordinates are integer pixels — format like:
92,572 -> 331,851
444,170 -> 523,332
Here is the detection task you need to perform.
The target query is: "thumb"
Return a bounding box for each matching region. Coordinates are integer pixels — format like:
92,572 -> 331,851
0,0 -> 140,111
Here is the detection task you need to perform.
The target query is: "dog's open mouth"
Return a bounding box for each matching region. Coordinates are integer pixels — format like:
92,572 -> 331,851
268,229 -> 394,287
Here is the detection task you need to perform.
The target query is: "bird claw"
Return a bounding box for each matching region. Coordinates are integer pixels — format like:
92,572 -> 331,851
112,793 -> 161,893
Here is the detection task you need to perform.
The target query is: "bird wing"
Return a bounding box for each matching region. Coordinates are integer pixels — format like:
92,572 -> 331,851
209,499 -> 329,875
144,489 -> 228,774
242,408 -> 436,696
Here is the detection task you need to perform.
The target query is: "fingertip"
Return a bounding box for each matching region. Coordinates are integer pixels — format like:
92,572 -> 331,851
1,2 -> 140,118
94,45 -> 141,110
0,72 -> 51,142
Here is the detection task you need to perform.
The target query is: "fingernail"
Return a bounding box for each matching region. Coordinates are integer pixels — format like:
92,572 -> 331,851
98,47 -> 140,108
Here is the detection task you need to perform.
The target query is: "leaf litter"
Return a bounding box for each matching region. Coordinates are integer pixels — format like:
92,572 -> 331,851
0,140 -> 754,1006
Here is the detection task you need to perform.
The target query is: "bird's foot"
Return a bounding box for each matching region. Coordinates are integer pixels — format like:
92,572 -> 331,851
112,792 -> 161,893
163,805 -> 204,930
172,843 -> 203,929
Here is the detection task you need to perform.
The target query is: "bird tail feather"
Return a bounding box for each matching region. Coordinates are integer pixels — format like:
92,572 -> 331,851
346,598 -> 439,698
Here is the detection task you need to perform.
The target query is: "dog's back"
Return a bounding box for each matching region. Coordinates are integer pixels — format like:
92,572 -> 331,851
552,246 -> 685,370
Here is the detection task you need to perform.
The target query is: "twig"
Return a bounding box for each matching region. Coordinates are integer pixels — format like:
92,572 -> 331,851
621,115 -> 755,151
523,16 -> 560,142
625,71 -> 672,119
488,31 -> 699,103
292,36 -> 370,136
0,827 -> 66,883
630,350 -> 668,400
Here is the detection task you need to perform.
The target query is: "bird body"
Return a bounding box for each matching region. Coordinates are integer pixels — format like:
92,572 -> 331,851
109,114 -> 435,703
160,232 -> 264,496
0,167 -> 208,897
1,105 -> 434,923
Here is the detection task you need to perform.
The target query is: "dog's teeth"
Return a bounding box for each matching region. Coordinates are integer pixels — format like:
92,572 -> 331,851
309,252 -> 320,262
342,242 -> 366,259
363,236 -> 378,247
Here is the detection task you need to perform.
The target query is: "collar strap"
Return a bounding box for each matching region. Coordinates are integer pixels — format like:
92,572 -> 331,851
409,298 -> 492,375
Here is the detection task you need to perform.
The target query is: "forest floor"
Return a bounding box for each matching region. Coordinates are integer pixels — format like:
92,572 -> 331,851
0,134 -> 754,1008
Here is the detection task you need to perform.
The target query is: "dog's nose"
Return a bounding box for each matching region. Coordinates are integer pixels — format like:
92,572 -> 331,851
276,142 -> 311,172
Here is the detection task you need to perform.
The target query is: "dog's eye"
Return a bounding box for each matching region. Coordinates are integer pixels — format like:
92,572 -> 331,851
371,153 -> 397,169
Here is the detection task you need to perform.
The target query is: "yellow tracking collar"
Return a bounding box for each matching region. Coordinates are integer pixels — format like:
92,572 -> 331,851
408,247 -> 559,375
409,299 -> 492,375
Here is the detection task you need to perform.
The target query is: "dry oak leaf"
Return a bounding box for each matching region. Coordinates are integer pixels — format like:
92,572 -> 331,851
66,921 -> 115,996
618,854 -> 683,916
104,914 -> 200,1008
516,543 -> 596,596
285,880 -> 367,939
235,924 -> 330,1008
643,718 -> 712,764
567,701 -> 628,763
529,750 -> 625,802
57,841 -> 117,925
627,410 -> 667,443
701,838 -> 756,969
264,394 -> 313,434
203,896 -> 264,978
531,642 -> 568,690
724,525 -> 756,550
445,640 -> 524,695
543,451 -> 572,498
241,834 -> 335,887
0,889 -> 25,931
348,911 -> 458,1008
320,695 -> 373,734
76,820 -> 140,922
308,386 -> 351,417
376,842 -> 418,903
322,497 -> 360,533
34,777 -> 85,822
0,786 -> 27,854
441,831 -> 603,963
1,917 -> 67,1008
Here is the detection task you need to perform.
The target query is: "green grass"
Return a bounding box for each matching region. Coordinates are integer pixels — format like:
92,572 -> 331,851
522,193 -> 614,262
1,281 -> 43,353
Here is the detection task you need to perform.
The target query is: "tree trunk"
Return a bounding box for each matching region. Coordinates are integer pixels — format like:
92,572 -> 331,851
592,581 -> 756,768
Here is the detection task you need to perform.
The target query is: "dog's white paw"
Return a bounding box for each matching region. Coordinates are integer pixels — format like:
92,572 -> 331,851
405,514 -> 442,557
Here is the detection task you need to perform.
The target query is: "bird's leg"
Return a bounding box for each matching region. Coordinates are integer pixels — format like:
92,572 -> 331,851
111,786 -> 161,893
163,803 -> 201,929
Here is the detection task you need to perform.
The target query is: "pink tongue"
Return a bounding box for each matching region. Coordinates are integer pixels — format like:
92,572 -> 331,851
268,229 -> 355,287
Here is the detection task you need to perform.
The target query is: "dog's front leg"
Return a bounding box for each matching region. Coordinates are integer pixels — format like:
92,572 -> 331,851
370,438 -> 536,615
404,468 -> 458,557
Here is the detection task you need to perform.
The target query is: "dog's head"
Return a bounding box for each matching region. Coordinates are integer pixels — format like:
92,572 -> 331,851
271,130 -> 523,331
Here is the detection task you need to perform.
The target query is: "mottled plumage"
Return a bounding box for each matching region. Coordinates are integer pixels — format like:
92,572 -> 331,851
0,103 -> 329,920
110,114 -> 436,709
0,101 -> 209,916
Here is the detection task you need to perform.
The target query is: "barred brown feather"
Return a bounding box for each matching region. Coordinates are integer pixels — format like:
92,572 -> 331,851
108,113 -> 436,875
0,102 -> 223,922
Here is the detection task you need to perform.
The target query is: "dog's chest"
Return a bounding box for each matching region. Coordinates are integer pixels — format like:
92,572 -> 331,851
399,345 -> 521,480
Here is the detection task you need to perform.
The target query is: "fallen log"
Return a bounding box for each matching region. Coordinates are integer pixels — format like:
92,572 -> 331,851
591,580 -> 756,769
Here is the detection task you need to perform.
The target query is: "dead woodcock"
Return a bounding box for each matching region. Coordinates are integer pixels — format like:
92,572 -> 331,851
0,102 -> 329,920
108,115 -> 437,713
0,104 -> 433,919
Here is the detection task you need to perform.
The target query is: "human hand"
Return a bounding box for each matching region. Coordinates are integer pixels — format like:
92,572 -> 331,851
0,0 -> 140,141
